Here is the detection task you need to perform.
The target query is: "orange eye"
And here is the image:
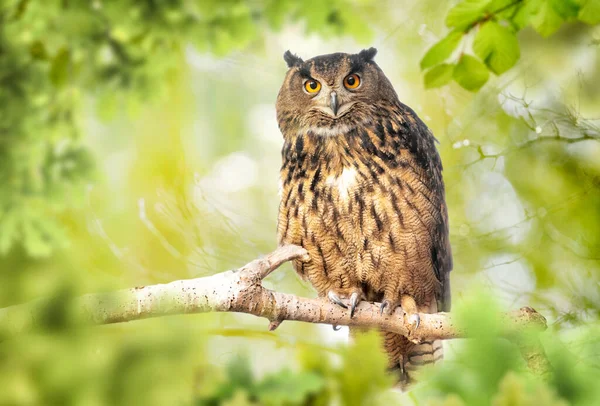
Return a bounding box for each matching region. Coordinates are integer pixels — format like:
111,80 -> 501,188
344,73 -> 360,89
304,79 -> 321,94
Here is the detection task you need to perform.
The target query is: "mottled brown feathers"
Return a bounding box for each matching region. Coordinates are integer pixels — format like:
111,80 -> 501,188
275,49 -> 452,384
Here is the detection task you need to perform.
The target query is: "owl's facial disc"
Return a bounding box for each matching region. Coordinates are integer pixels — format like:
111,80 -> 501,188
310,87 -> 355,119
277,49 -> 386,137
313,95 -> 354,119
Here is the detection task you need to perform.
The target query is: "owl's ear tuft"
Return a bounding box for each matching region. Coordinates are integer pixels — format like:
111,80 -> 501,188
358,47 -> 377,62
283,50 -> 303,68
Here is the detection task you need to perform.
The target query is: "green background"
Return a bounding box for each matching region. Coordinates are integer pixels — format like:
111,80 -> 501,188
1,0 -> 599,404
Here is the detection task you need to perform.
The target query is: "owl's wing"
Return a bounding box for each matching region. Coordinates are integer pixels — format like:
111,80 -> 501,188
432,197 -> 452,312
390,104 -> 453,312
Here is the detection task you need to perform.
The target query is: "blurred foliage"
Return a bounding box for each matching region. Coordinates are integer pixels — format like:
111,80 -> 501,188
0,0 -> 600,405
414,293 -> 600,406
196,332 -> 391,406
421,0 -> 600,90
0,0 -> 375,258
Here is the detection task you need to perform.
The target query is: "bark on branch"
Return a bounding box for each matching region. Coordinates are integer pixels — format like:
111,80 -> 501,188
0,245 -> 550,375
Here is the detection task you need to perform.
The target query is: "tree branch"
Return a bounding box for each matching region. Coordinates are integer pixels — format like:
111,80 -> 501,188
0,245 -> 550,375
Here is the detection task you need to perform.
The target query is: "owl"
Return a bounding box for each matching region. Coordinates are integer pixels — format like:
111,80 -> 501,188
275,48 -> 452,384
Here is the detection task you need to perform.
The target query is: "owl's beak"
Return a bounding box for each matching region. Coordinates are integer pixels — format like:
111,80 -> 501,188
330,92 -> 339,116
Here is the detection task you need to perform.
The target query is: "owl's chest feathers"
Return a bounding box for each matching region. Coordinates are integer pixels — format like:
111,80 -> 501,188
324,166 -> 358,202
279,129 -> 433,238
281,132 -> 377,210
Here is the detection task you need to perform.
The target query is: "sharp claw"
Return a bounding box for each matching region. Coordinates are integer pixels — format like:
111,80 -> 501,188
328,291 -> 348,309
380,300 -> 388,315
409,313 -> 420,329
332,325 -> 341,331
350,292 -> 359,318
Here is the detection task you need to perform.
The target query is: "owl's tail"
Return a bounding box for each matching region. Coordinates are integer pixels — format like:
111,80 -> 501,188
392,299 -> 443,388
383,331 -> 443,387
351,300 -> 443,389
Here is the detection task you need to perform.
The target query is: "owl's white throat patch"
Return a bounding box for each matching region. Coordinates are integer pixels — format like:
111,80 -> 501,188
326,167 -> 357,201
300,124 -> 353,137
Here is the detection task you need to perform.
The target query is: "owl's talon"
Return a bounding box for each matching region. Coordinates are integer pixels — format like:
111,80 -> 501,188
328,291 -> 348,309
349,292 -> 360,318
408,313 -> 420,329
332,325 -> 341,331
380,300 -> 389,315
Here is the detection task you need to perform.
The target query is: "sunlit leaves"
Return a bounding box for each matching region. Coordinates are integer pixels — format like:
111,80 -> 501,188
255,370 -> 324,405
0,314 -> 204,406
421,0 -> 600,90
49,48 -> 71,88
196,355 -> 325,405
473,21 -> 520,74
446,0 -> 492,30
453,54 -> 490,91
421,30 -> 463,69
0,211 -> 19,255
0,0 -> 378,258
491,372 -> 569,406
550,0 -> 580,19
337,332 -> 393,406
422,293 -> 521,405
29,40 -> 47,60
578,0 -> 600,24
427,394 -> 468,406
0,206 -> 69,258
530,0 -> 568,37
513,0 -> 543,29
424,63 -> 455,88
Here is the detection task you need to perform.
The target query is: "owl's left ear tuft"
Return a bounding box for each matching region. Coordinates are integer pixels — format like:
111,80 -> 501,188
283,50 -> 303,68
358,47 -> 377,62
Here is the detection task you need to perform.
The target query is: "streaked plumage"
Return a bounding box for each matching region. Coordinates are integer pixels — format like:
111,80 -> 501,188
275,49 -> 452,384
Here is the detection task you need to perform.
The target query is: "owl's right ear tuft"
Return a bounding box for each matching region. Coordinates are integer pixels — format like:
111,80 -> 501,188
283,50 -> 303,68
358,47 -> 377,62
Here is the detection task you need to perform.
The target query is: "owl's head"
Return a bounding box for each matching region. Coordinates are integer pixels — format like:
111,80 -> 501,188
276,48 -> 398,137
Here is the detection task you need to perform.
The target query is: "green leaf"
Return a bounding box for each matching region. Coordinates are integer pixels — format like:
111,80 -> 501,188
489,0 -> 521,14
473,21 -> 520,74
338,332 -> 393,406
420,30 -> 463,69
22,218 -> 53,258
530,1 -> 567,36
550,0 -> 579,19
514,0 -> 579,35
424,64 -> 455,88
579,0 -> 600,24
532,5 -> 563,36
453,54 -> 490,91
29,41 -> 48,60
49,48 -> 71,88
255,370 -> 324,405
446,0 -> 492,29
226,356 -> 255,391
0,211 -> 19,255
513,0 -> 543,29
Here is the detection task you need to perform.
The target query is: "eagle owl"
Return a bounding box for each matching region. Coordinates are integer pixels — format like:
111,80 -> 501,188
275,48 -> 452,384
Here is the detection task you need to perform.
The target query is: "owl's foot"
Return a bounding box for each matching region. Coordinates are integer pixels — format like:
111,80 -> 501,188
380,295 -> 421,330
349,292 -> 360,318
327,291 -> 348,309
408,313 -> 420,329
401,295 -> 420,331
380,299 -> 400,316
327,288 -> 363,318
